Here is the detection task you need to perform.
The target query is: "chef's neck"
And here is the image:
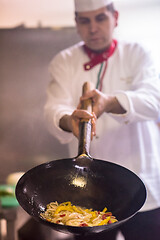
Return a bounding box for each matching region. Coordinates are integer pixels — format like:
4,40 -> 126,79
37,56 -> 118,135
86,44 -> 111,54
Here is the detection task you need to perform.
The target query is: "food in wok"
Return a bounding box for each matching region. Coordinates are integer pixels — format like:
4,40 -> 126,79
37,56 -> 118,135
40,201 -> 118,227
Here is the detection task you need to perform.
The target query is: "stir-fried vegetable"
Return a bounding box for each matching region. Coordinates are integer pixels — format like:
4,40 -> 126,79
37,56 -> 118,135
40,201 -> 118,227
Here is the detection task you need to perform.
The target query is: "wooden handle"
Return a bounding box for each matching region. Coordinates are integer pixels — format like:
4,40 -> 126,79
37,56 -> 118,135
82,82 -> 92,113
78,82 -> 93,157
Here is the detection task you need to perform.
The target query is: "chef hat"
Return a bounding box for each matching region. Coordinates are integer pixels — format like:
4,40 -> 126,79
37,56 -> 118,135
74,0 -> 113,12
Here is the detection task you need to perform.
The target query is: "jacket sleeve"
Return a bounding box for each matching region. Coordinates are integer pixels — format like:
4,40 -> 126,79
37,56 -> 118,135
109,45 -> 160,124
44,52 -> 75,144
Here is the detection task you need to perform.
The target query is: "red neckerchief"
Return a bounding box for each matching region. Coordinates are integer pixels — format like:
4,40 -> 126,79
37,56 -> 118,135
83,39 -> 117,71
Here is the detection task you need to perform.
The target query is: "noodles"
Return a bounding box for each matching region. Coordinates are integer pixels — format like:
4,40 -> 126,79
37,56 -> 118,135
40,201 -> 118,227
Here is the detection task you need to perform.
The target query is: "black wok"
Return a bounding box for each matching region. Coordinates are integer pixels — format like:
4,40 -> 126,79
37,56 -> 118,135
16,82 -> 146,236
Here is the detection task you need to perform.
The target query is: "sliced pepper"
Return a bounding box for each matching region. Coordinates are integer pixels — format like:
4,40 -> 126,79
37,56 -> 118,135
54,205 -> 74,215
98,216 -> 111,226
102,207 -> 107,213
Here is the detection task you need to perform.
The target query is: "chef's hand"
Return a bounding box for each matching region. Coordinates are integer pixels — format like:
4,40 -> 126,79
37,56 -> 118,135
71,108 -> 96,139
80,89 -> 126,118
59,109 -> 96,139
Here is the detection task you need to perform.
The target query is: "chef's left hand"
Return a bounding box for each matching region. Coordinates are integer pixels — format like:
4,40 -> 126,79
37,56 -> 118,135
80,89 -> 126,118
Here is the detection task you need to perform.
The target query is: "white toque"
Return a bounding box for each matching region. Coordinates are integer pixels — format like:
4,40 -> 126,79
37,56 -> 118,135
74,0 -> 113,12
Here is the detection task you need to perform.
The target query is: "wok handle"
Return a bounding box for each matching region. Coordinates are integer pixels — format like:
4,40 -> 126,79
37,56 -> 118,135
81,82 -> 92,114
78,82 -> 93,157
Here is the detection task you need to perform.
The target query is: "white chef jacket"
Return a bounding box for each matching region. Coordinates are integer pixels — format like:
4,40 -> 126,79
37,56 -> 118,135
44,40 -> 160,211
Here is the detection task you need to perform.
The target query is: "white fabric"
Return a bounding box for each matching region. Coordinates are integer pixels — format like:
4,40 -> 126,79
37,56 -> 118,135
44,40 -> 160,212
74,0 -> 113,12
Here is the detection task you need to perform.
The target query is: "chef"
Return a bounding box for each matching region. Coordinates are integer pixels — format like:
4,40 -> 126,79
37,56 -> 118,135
44,0 -> 160,239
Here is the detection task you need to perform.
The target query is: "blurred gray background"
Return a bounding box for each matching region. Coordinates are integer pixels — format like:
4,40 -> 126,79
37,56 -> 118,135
0,27 -> 80,183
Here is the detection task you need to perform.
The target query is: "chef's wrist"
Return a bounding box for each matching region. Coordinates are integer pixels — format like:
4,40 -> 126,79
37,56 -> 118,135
106,96 -> 126,114
59,114 -> 72,132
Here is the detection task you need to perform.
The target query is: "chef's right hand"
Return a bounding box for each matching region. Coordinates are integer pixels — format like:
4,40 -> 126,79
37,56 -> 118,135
59,110 -> 96,140
70,109 -> 96,139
